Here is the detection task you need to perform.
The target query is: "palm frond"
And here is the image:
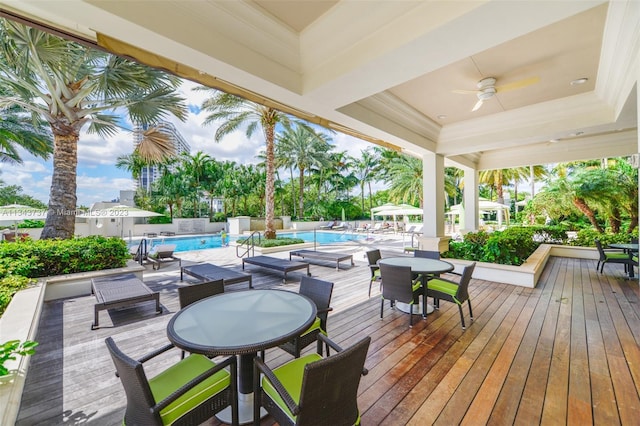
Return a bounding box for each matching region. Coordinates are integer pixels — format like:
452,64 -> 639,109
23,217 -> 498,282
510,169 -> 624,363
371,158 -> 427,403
135,127 -> 176,162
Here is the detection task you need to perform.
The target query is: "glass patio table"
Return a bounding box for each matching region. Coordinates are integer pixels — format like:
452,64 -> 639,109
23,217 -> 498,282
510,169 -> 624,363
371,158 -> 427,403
378,257 -> 455,315
167,289 -> 317,424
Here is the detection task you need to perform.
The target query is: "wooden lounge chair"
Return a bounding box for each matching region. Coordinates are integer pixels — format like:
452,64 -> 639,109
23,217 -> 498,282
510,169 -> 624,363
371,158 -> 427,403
147,244 -> 181,270
90,273 -> 161,330
242,255 -> 311,283
289,249 -> 354,271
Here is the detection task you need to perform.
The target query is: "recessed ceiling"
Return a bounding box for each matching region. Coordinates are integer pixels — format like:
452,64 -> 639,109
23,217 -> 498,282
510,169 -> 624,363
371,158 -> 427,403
253,0 -> 338,32
389,4 -> 606,125
0,0 -> 636,170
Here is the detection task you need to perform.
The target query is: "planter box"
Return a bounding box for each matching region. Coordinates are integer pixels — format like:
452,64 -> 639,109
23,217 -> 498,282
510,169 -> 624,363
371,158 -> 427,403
0,261 -> 144,426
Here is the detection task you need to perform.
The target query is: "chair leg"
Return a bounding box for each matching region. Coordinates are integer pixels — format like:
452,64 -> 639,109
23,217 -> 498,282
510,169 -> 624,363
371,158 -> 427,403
458,305 -> 466,329
368,279 -> 373,297
467,299 -> 473,321
380,299 -> 384,320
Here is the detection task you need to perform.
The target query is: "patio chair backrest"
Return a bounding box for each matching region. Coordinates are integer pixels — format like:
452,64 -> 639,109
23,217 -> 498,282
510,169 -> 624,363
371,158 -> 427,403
455,262 -> 476,302
296,336 -> 371,425
594,239 -> 606,261
299,276 -> 333,330
379,263 -> 417,304
414,250 -> 440,259
366,249 -> 381,267
178,279 -> 224,309
105,337 -> 161,425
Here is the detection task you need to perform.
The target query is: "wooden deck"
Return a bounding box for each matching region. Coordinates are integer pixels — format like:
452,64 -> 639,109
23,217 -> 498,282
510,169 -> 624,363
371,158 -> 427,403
16,254 -> 640,425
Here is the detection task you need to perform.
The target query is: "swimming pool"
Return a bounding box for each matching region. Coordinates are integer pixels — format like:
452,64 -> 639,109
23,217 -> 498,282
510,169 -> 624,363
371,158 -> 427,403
129,231 -> 365,253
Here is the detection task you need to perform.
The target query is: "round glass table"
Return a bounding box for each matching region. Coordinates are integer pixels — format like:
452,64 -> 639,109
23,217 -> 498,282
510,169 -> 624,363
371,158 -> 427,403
167,289 -> 317,424
378,257 -> 455,315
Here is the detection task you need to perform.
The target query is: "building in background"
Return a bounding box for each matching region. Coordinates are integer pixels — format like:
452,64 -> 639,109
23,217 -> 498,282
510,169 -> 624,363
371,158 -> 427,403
132,121 -> 190,192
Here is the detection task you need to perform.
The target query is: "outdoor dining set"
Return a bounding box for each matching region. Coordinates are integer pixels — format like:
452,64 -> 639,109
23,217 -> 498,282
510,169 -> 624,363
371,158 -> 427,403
96,244 -> 479,426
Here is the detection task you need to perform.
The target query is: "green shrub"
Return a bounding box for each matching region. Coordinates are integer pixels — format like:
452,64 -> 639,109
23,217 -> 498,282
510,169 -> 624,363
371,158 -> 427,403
148,215 -> 172,224
0,275 -> 35,316
443,226 -> 568,266
570,229 -> 636,247
0,236 -> 130,279
236,237 -> 305,248
17,220 -> 45,229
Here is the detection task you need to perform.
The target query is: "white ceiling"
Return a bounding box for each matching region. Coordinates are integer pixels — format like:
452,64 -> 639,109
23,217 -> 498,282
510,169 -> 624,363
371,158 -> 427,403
1,0 -> 638,170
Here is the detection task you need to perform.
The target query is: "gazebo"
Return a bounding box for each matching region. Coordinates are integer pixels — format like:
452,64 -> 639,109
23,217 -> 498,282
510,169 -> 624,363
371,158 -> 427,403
447,200 -> 511,228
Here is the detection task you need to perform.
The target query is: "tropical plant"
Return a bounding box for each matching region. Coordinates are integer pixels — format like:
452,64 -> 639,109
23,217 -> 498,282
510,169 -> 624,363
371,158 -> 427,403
0,339 -> 38,375
198,89 -> 293,239
0,85 -> 51,164
0,20 -> 188,239
276,124 -> 331,218
353,148 -> 378,215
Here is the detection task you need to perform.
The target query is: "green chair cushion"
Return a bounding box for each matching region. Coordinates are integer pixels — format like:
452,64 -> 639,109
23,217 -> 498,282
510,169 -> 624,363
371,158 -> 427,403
372,269 -> 381,279
412,279 -> 421,292
262,353 -> 323,422
605,252 -> 629,260
427,278 -> 461,304
149,354 -> 230,425
300,316 -> 325,337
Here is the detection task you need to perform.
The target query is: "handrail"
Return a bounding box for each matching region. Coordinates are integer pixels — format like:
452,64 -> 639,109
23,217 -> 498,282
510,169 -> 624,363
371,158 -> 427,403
133,238 -> 148,265
236,231 -> 261,258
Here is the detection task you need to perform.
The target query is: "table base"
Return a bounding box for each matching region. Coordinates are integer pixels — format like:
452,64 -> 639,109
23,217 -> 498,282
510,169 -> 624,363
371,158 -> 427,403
396,301 -> 435,315
216,392 -> 267,425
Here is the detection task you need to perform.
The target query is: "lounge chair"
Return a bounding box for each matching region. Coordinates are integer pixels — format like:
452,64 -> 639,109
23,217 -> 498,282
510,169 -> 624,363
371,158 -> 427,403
147,244 -> 181,270
319,221 -> 336,230
332,221 -> 348,230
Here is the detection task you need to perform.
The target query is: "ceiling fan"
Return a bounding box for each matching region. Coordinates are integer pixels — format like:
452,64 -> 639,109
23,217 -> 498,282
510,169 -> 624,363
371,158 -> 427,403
453,76 -> 540,112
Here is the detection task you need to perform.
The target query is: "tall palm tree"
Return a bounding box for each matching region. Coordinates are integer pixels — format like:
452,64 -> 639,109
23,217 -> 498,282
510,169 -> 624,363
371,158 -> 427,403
353,148 -> 379,214
383,154 -> 424,206
115,152 -> 151,187
180,151 -> 212,217
198,89 -> 291,239
0,86 -> 52,164
276,124 -> 331,218
0,20 -> 187,238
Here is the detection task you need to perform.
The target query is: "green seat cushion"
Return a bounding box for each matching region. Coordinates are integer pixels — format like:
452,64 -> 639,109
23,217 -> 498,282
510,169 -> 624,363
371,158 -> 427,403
411,279 -> 421,292
300,316 -> 325,337
427,279 -> 459,302
149,354 -> 230,425
262,353 -> 323,422
372,269 -> 381,279
605,253 -> 629,260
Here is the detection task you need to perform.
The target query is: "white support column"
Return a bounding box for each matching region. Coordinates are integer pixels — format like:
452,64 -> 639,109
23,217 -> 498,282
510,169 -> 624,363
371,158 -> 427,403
461,166 -> 479,233
420,152 -> 449,251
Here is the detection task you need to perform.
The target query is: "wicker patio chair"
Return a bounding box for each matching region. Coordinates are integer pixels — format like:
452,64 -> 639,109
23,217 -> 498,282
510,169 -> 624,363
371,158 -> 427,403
379,263 -> 424,327
366,249 -> 382,297
413,249 -> 440,259
595,239 -> 631,274
253,334 -> 370,426
178,279 -> 224,309
278,276 -> 334,358
178,279 -> 224,359
426,262 -> 476,329
105,337 -> 238,426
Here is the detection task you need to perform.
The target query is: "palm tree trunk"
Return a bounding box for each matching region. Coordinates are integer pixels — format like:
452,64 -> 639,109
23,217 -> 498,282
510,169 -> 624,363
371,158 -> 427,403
264,124 -> 276,239
41,133 -> 78,239
298,168 -> 305,219
573,197 -> 604,233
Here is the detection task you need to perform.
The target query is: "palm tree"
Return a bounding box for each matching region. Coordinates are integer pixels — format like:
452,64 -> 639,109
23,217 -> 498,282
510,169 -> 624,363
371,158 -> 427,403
0,20 -> 187,238
201,158 -> 224,218
180,151 -> 212,217
383,154 -> 424,206
115,152 -> 151,188
353,148 -> 379,214
0,86 -> 52,164
276,124 -> 331,218
198,89 -> 292,239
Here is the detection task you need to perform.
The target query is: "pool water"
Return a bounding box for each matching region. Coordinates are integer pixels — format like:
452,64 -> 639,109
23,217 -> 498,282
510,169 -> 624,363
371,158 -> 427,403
129,231 -> 364,253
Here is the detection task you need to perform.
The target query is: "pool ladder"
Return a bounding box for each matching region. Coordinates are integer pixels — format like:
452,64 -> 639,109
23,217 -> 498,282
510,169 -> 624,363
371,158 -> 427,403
236,231 -> 261,258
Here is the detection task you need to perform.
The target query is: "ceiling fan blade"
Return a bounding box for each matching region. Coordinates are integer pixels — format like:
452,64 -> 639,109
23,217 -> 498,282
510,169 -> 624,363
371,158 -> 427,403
452,89 -> 479,95
495,76 -> 540,92
471,99 -> 484,112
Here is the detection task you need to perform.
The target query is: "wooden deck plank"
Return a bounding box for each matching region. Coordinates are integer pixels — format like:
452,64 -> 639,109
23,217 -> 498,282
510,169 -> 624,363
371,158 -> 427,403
14,255 -> 640,426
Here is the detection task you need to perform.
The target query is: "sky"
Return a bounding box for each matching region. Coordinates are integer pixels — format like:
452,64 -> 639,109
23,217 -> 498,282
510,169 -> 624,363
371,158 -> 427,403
0,80 -> 374,207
